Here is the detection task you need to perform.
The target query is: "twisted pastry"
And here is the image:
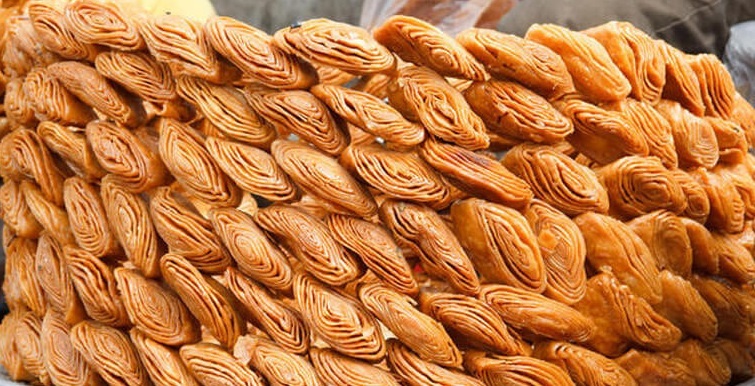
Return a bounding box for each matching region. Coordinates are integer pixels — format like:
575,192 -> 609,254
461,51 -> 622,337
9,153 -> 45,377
27,0 -> 100,61
63,177 -> 121,258
0,180 -> 42,239
114,268 -> 200,347
464,351 -> 575,386
386,339 -> 485,386
533,341 -> 637,386
310,347 -> 400,386
233,335 -> 322,386
22,67 -> 95,126
34,233 -> 85,324
129,329 -> 199,386
37,121 -> 106,181
179,343 -> 264,386
40,311 -> 103,386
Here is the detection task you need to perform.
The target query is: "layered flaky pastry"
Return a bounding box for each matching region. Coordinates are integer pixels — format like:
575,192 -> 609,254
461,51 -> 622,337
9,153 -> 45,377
14,312 -> 50,385
37,121 -> 106,181
688,53 -> 736,119
180,343 -> 264,386
615,349 -> 696,386
464,351 -> 574,386
129,329 -> 199,386
27,0 -> 100,61
690,168 -> 746,233
386,339 -> 485,386
627,210 -> 693,277
34,234 -> 85,324
64,0 -> 145,51
233,335 -> 322,386
40,311 -> 103,386
63,177 -> 121,258
607,98 -> 678,168
0,128 -> 65,206
5,237 -> 46,317
671,339 -> 731,386
533,341 -> 637,386
22,67 -> 95,126
310,347 -> 400,386
656,99 -> 719,169
21,181 -> 75,246
658,41 -> 705,116
653,270 -> 718,343
0,180 -> 42,239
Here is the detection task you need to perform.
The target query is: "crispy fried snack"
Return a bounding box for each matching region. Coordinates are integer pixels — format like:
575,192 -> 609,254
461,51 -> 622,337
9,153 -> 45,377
160,253 -> 245,348
64,0 -> 145,51
456,28 -> 575,99
607,98 -> 677,168
525,200 -> 587,305
15,312 -> 50,385
180,343 -> 264,386
1,128 -> 65,206
21,181 -> 75,246
656,99 -> 719,169
353,72 -> 393,99
224,268 -> 309,354
671,339 -> 731,386
525,24 -> 631,102
615,349 -> 696,386
688,53 -> 736,119
40,311 -> 103,386
204,16 -> 317,89
691,275 -> 753,341
373,15 -> 486,80
627,211 -> 692,277
274,18 -> 395,75
37,121 -> 106,181
255,205 -> 361,286
313,63 -> 357,85
69,321 -> 150,386
574,273 -> 682,357
0,312 -> 34,383
380,199 -> 480,295
711,338 -> 755,383
22,67 -> 95,126
386,339 -> 485,386
654,270 -> 718,343
129,329 -> 199,386
4,78 -> 38,127
575,212 -> 662,304
711,232 -> 755,284
597,156 -> 686,219
27,0 -> 100,61
5,237 -> 45,317
233,335 -> 322,386
705,116 -> 748,164
681,218 -> 719,275
294,274 -> 385,362
464,351 -> 575,386
0,180 -> 42,239
690,168 -> 746,233
732,93 -> 755,146
533,341 -> 637,386
388,65 -> 489,150
63,177 -> 121,258
245,89 -> 346,155
658,41 -> 705,116
35,234 -> 85,324
310,347 -> 400,386
48,61 -> 145,127
114,268 -> 200,347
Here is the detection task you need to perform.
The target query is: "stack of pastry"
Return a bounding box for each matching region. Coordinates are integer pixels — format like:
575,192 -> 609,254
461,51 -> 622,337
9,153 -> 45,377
0,1 -> 754,385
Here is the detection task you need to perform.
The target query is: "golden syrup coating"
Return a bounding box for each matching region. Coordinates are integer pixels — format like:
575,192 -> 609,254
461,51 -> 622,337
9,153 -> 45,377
27,0 -> 100,61
688,53 -> 736,119
0,180 -> 42,239
48,61 -> 145,127
37,121 -> 106,182
464,351 -> 575,386
464,80 -> 573,143
671,339 -> 731,386
293,274 -> 385,362
670,171 -> 710,228
224,268 -> 309,354
533,341 -> 637,386
35,233 -> 86,324
457,28 -> 575,99
40,311 -> 103,386
205,16 -> 317,89
179,343 -> 265,386
575,212 -> 662,305
310,347 -> 400,386
607,98 -> 678,168
659,41 -> 705,116
274,18 -> 395,75
22,67 -> 95,126
380,199 -> 480,296
615,349 -> 696,386
114,268 -> 200,347
525,24 -> 631,102
0,128 -> 65,206
64,0 -> 145,51
159,253 -> 245,348
656,100 -> 719,169
63,177 -> 121,258
373,15 -> 486,80
654,271 -> 718,343
386,339 -> 485,386
711,233 -> 755,284
233,335 -> 322,386
525,200 -> 588,305
690,167 -> 746,233
69,320 -> 151,386
129,329 -> 199,386
388,65 -> 489,150
627,210 -> 693,277
712,338 -> 755,383
691,275 -> 753,341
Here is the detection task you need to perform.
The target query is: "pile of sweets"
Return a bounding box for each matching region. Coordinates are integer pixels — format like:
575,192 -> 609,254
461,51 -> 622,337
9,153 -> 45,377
1,0 -> 755,385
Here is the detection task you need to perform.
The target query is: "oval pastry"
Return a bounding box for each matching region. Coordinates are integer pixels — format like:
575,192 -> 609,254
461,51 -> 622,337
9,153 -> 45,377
464,351 -> 574,386
37,121 -> 106,182
180,343 -> 264,386
273,18 -> 394,75
6,237 -> 46,318
607,98 -> 678,168
310,347 -> 400,386
0,180 -> 42,239
656,99 -> 719,169
670,169 -> 711,224
63,177 -> 121,258
22,67 -> 95,126
234,335 -> 322,386
21,181 -> 75,246
27,0 -> 100,61
64,0 -> 145,51
94,51 -> 182,107
658,41 -> 705,116
386,339 -> 485,386
689,167 -> 746,233
40,311 -> 103,386
130,329 -> 199,386
533,341 -> 637,386
35,234 -> 85,324
654,270 -> 718,343
15,312 -> 50,385
688,53 -> 736,119
627,211 -> 693,277
1,128 -> 65,206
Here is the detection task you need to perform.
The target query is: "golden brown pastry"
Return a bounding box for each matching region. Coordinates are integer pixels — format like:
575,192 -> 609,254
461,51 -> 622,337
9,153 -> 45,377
681,218 -> 719,275
204,16 -> 316,89
138,14 -> 240,83
386,339 -> 485,386
311,84 -> 426,149
326,213 -> 419,297
310,347 -> 401,386
597,156 -> 686,219
658,41 -> 705,116
37,121 -> 106,181
64,0 -> 145,51
0,180 -> 42,239
451,198 -> 545,292
22,67 -> 95,126
464,80 -> 573,143
525,200 -> 587,305
380,199 -> 480,295
627,211 -> 692,277
655,100 -> 719,169
0,312 -> 34,383
503,143 -> 609,216
35,233 -> 86,324
100,175 -> 163,278
671,339 -> 731,386
129,329 -> 199,386
271,140 -> 376,216
715,163 -> 755,219
4,78 -> 38,127
555,98 -> 648,165
294,274 -> 385,361
388,65 -> 489,150
274,18 -> 394,75
1,128 -> 65,206
525,24 -> 630,102
654,270 -> 718,343
180,343 -> 264,386
456,28 -> 575,99
464,350 -> 575,386
615,349 -> 696,386
691,275 -> 752,341
224,268 -> 309,354
607,98 -> 678,168
5,237 -> 45,317
711,338 -> 755,383
177,77 -> 275,148
688,53 -> 736,119
114,268 -> 200,347
48,61 -> 145,127
353,72 -> 393,99
373,15 -> 486,80
27,0 -> 100,61
341,144 -> 456,211
21,181 -> 75,246
419,291 -> 530,356
255,205 -> 361,286
732,93 -> 755,147
312,63 -> 357,85
64,246 -> 129,327
69,320 -> 150,386
690,167 -> 746,233
157,118 -> 242,207
533,341 -> 637,386
583,21 -> 665,104
14,312 -> 50,385
233,335 -> 322,386
705,116 -> 748,164
480,284 -> 594,342
245,89 -> 346,155
711,232 -> 755,284
63,177 -> 121,258
40,311 -> 103,386
575,272 -> 682,357
575,212 -> 662,304
160,253 -> 245,348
